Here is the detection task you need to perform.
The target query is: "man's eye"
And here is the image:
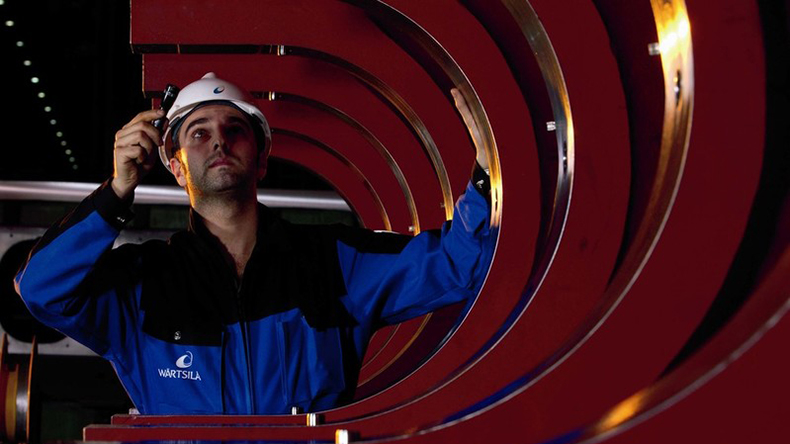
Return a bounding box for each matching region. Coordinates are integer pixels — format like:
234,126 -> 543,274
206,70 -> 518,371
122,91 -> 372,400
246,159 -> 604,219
191,129 -> 207,139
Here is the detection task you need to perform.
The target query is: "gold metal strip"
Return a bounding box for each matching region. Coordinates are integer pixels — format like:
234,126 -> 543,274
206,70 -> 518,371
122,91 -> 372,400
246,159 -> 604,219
492,0 -> 695,412
272,128 -> 392,231
273,92 -> 421,234
284,46 -> 456,220
347,0 -> 502,231
501,0 -> 575,304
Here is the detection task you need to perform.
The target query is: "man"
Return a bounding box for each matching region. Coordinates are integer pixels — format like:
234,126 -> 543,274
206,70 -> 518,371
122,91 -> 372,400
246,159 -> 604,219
15,73 -> 492,415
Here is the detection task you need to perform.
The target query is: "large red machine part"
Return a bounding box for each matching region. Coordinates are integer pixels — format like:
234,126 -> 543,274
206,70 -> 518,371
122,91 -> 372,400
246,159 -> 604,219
83,0 -> 789,442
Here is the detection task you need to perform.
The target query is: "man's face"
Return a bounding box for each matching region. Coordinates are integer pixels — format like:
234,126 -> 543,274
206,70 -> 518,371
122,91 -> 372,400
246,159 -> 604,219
170,105 -> 266,198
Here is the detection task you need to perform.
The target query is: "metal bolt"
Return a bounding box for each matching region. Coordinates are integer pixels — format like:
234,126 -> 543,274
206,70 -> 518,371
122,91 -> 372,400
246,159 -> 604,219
173,331 -> 181,341
674,69 -> 682,104
546,121 -> 556,132
306,413 -> 321,426
648,42 -> 661,56
335,429 -> 350,444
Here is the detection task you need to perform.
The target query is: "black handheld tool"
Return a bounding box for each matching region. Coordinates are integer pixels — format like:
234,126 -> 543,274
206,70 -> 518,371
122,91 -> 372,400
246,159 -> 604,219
152,84 -> 180,133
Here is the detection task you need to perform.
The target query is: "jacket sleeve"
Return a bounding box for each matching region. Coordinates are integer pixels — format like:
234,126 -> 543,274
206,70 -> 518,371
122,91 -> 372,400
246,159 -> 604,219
14,180 -> 141,359
337,165 -> 493,326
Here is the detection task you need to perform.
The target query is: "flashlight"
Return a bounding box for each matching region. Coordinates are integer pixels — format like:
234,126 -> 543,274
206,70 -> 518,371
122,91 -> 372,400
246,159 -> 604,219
152,84 -> 179,133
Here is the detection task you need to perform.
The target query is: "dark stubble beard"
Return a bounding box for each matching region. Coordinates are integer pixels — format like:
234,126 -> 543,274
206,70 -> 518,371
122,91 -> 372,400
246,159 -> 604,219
186,154 -> 257,203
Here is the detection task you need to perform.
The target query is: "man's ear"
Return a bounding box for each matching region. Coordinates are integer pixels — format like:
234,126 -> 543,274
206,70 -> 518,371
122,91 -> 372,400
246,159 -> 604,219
169,154 -> 188,188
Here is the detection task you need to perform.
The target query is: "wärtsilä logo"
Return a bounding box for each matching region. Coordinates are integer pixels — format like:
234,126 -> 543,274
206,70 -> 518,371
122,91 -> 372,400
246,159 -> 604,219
157,351 -> 202,381
176,351 -> 193,368
213,86 -> 225,94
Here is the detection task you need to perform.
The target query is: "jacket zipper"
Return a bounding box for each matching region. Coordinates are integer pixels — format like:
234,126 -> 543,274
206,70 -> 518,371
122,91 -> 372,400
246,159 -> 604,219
235,281 -> 256,413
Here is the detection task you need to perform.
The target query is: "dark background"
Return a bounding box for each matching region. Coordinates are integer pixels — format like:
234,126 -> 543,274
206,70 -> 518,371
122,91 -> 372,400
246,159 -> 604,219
0,1 -> 146,183
0,5 -> 186,440
0,0 -> 331,189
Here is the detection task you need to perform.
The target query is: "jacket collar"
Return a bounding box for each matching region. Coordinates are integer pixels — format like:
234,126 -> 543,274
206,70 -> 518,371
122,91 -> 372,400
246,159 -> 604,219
187,203 -> 293,254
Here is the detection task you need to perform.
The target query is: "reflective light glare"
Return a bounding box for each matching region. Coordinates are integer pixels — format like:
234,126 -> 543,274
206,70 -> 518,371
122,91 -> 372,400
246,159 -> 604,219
23,60 -> 31,66
16,41 -> 23,47
31,77 -> 39,84
652,0 -> 693,68
60,141 -> 67,147
72,165 -> 79,170
597,392 -> 646,432
49,119 -> 56,125
37,92 -> 45,98
65,149 -> 72,155
658,14 -> 691,57
68,157 -> 75,162
44,106 -> 52,112
0,1 -> 6,6
5,20 -> 13,27
56,131 -> 63,137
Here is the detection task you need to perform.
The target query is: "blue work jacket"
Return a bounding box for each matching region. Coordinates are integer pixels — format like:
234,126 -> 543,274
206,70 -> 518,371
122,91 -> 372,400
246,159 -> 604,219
15,172 -> 491,415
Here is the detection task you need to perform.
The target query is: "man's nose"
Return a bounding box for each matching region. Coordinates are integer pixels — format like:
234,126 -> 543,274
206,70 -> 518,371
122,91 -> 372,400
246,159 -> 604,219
211,134 -> 229,152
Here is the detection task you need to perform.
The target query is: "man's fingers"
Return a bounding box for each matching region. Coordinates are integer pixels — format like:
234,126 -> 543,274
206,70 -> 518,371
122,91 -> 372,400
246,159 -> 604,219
451,88 -> 478,133
116,143 -> 151,164
450,87 -> 461,101
120,109 -> 166,131
112,109 -> 165,200
451,88 -> 468,109
451,89 -> 475,124
115,126 -> 161,150
115,130 -> 155,149
116,122 -> 162,145
115,131 -> 157,165
451,88 -> 486,168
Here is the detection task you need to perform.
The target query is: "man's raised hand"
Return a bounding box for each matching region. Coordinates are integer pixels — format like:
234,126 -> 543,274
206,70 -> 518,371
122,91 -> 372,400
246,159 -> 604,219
112,109 -> 167,200
451,88 -> 488,171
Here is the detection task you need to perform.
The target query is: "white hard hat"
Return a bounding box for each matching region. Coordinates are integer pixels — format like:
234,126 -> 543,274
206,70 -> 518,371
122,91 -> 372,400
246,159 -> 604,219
159,72 -> 272,172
